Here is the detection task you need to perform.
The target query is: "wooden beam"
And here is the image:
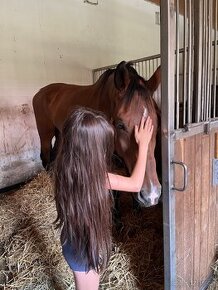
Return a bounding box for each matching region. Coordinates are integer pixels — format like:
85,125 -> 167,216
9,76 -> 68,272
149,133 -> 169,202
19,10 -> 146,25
144,0 -> 184,14
145,0 -> 217,29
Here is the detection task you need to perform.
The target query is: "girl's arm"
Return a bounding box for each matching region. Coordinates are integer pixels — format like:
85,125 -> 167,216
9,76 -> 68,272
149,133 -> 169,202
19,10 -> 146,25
107,116 -> 153,192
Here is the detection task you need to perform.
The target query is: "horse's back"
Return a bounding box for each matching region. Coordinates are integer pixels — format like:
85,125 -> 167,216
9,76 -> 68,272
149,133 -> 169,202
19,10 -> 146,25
32,82 -> 97,130
32,83 -> 79,108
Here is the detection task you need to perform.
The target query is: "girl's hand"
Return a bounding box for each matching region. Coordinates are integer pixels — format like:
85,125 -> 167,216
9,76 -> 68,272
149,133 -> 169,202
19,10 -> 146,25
134,116 -> 154,147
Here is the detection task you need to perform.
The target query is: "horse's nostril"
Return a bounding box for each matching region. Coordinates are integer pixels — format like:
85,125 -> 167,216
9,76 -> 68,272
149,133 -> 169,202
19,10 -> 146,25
139,191 -> 144,199
138,189 -> 160,207
146,197 -> 152,204
139,192 -> 153,204
147,196 -> 159,205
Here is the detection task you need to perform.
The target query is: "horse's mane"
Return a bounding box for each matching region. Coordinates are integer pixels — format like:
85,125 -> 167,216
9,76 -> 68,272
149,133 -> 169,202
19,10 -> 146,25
97,68 -> 115,87
96,62 -> 156,113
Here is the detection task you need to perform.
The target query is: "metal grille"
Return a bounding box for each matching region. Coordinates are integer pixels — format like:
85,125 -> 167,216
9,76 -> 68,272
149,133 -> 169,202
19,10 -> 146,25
92,54 -> 161,83
174,0 -> 218,129
92,0 -> 218,130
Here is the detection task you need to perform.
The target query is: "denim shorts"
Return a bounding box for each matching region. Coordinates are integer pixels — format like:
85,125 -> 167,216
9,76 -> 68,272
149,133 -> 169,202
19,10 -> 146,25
62,240 -> 89,272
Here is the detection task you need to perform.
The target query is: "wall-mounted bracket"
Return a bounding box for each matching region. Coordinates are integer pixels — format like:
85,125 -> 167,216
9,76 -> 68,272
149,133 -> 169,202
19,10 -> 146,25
84,0 -> 98,5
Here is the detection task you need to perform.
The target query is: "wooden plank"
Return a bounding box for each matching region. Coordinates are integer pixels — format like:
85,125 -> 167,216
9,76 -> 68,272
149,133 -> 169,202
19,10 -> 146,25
193,134 -> 202,290
183,136 -> 195,289
207,132 -> 217,272
174,139 -> 185,289
199,134 -> 210,284
217,169 -> 218,249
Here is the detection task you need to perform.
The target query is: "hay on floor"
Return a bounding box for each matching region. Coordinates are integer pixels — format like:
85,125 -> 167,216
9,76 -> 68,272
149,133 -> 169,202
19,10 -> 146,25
1,171 -> 218,289
208,259 -> 218,290
1,171 -> 164,290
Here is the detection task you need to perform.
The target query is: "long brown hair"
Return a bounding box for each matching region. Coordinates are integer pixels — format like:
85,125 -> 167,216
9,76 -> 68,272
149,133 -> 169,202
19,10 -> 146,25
54,107 -> 114,272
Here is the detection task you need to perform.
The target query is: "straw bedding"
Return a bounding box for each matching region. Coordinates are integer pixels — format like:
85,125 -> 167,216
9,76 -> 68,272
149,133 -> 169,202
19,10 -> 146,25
0,171 -> 217,289
208,260 -> 218,290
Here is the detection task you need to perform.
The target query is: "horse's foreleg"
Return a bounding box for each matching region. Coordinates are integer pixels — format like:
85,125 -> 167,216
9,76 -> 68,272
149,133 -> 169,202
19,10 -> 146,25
50,128 -> 60,163
40,132 -> 54,170
33,94 -> 55,170
112,191 -> 124,232
40,143 -> 52,170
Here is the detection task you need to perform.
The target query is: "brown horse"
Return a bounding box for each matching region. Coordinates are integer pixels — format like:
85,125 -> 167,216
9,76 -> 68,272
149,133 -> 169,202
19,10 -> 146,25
33,61 -> 161,207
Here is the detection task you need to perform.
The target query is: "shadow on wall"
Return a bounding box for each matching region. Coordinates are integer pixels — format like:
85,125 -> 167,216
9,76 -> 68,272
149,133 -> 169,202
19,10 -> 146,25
0,103 -> 42,189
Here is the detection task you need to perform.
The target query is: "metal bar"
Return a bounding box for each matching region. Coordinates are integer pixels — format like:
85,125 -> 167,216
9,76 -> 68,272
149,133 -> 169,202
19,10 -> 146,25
142,61 -> 145,79
212,0 -> 218,117
208,0 -> 213,119
190,0 -> 195,124
208,119 -> 218,129
205,0 -> 210,120
145,61 -> 148,78
160,0 -> 176,289
136,62 -> 139,74
140,62 -> 142,76
174,119 -> 218,140
183,0 -> 188,126
145,60 -> 148,79
92,52 -> 162,75
146,60 -> 148,78
215,0 -> 218,117
92,70 -> 95,84
152,59 -> 155,76
194,0 -> 203,123
149,60 -> 151,78
137,62 -> 140,75
175,0 -> 180,129
142,61 -> 145,77
201,0 -> 207,121
93,44 -> 215,81
187,0 -> 192,123
157,57 -> 160,69
145,61 -> 148,79
205,0 -> 209,120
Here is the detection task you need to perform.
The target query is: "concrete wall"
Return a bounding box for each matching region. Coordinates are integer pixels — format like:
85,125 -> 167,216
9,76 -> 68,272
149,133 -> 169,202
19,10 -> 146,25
0,0 -> 160,188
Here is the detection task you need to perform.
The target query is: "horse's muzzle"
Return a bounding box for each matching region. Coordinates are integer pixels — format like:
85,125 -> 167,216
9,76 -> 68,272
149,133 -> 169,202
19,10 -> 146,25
137,186 -> 162,207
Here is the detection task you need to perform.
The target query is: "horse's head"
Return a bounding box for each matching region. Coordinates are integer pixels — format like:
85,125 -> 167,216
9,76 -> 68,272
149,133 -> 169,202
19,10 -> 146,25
111,61 -> 161,207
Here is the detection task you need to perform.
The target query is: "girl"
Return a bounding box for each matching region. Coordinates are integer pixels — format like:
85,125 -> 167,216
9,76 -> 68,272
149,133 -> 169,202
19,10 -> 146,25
54,106 -> 153,290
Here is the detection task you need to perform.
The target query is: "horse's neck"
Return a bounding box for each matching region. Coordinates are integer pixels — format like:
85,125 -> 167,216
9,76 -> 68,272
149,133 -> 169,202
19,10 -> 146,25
94,74 -> 115,118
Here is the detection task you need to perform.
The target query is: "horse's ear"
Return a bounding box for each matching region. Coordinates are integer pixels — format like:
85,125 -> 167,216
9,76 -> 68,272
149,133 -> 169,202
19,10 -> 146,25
146,66 -> 161,94
114,61 -> 130,92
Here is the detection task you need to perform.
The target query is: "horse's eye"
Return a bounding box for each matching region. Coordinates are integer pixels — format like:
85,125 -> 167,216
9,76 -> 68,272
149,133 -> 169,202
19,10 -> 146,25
115,121 -> 126,131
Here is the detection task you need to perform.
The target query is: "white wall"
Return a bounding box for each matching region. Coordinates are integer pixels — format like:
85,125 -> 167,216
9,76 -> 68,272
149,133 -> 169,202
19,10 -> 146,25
0,0 -> 160,188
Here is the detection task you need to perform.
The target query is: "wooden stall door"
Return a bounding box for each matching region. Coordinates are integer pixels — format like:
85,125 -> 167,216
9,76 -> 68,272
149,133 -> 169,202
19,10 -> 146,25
174,131 -> 218,290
